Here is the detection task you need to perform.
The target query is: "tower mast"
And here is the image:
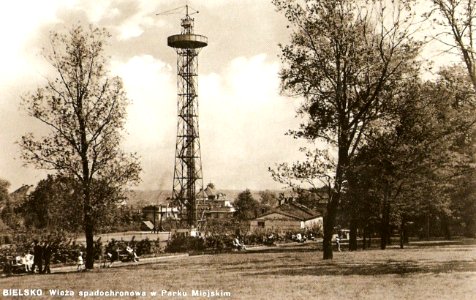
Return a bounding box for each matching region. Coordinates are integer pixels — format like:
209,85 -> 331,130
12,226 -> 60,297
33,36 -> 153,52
167,6 -> 207,227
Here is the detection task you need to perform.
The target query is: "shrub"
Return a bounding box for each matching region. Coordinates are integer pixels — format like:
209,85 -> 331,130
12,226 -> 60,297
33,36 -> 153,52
136,238 -> 152,256
165,235 -> 205,253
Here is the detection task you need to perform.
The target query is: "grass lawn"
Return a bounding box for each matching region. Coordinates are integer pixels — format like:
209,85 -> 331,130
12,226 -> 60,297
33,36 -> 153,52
1,240 -> 475,299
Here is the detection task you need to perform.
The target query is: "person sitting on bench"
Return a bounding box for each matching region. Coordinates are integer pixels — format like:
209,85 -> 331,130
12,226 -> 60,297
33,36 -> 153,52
233,237 -> 246,251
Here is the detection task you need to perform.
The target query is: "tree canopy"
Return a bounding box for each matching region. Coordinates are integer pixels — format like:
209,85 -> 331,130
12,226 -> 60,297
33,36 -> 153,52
19,25 -> 141,269
234,189 -> 260,221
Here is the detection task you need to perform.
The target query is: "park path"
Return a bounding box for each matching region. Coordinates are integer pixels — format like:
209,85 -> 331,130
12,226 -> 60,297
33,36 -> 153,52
50,253 -> 189,274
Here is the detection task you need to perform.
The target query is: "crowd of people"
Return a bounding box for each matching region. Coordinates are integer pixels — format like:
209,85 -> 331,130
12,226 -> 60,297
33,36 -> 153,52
3,239 -> 142,275
4,239 -> 57,275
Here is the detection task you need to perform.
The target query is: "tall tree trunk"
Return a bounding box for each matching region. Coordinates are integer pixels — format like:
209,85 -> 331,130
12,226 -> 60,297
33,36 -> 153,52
83,184 -> 95,269
362,226 -> 367,250
399,218 -> 405,249
426,207 -> 431,240
380,202 -> 390,250
84,216 -> 95,269
323,144 -> 348,260
380,184 -> 392,250
349,217 -> 358,251
79,95 -> 94,270
380,222 -> 387,249
323,201 -> 337,259
441,214 -> 451,240
386,228 -> 392,246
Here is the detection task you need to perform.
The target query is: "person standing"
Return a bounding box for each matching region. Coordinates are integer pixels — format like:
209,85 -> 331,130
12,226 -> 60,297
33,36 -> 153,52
77,251 -> 84,272
31,240 -> 43,274
42,241 -> 52,274
21,252 -> 33,273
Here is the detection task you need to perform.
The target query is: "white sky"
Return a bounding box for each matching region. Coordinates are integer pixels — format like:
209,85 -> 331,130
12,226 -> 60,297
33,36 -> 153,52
0,0 -> 307,192
0,0 -> 461,192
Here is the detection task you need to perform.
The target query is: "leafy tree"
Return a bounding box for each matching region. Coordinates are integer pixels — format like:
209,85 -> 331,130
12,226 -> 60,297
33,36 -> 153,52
234,189 -> 260,221
433,66 -> 476,238
0,179 -> 12,231
19,25 -> 141,269
347,68 -> 475,248
0,179 -> 9,205
23,175 -> 127,233
0,179 -> 28,230
23,175 -> 82,231
294,187 -> 329,212
429,3 -> 476,238
259,190 -> 278,209
272,0 -> 420,259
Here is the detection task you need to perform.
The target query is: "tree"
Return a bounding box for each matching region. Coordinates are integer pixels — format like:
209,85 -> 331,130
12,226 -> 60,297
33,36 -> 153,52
273,0 -> 420,259
430,1 -> 476,237
0,178 -> 10,205
22,175 -> 125,233
259,190 -> 278,209
234,189 -> 260,221
431,0 -> 476,88
0,178 -> 17,229
22,175 -> 82,232
19,25 -> 141,269
347,68 -> 475,248
0,181 -> 31,230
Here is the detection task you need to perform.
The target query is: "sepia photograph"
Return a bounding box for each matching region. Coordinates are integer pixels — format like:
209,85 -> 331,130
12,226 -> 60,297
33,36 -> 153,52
0,0 -> 475,299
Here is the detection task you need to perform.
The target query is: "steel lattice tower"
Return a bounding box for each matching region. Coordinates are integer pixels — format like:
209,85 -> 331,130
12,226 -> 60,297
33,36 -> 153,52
167,6 -> 207,227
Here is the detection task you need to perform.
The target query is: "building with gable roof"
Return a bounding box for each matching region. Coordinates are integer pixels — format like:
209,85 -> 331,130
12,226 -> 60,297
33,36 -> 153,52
249,198 -> 322,232
197,183 -> 235,220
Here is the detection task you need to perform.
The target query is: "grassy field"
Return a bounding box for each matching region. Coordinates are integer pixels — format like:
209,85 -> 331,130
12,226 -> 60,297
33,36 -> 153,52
1,240 -> 475,300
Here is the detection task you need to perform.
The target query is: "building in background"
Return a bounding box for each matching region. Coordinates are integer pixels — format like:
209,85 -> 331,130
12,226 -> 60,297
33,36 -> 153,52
249,199 -> 322,232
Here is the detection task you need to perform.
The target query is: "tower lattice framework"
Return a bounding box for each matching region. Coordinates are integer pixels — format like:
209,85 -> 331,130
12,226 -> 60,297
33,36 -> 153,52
167,6 -> 207,227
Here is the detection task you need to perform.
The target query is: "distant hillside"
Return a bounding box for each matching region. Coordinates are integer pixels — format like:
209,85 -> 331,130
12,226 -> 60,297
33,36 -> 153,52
125,189 -> 284,207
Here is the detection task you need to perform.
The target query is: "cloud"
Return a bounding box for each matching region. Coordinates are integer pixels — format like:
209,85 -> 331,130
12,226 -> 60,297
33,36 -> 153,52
108,0 -> 167,40
199,54 -> 301,190
109,52 -> 301,190
75,0 -> 115,23
0,1 -> 75,86
111,54 -> 176,189
0,0 -> 303,192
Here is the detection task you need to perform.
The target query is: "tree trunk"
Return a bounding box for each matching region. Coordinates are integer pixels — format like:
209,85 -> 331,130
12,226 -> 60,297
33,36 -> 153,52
441,214 -> 451,240
83,186 -> 95,269
322,144 -> 348,259
84,218 -> 95,269
380,188 -> 391,250
426,210 -> 430,240
362,228 -> 367,250
399,218 -> 405,249
380,206 -> 390,250
323,201 -> 337,259
380,222 -> 387,250
349,217 -> 358,251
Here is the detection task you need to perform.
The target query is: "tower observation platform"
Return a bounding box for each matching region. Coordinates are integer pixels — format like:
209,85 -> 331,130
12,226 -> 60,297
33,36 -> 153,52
168,34 -> 207,49
168,5 -> 207,227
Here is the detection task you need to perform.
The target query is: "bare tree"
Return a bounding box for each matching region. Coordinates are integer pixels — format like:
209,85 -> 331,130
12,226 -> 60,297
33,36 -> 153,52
431,0 -> 476,88
20,25 -> 141,269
